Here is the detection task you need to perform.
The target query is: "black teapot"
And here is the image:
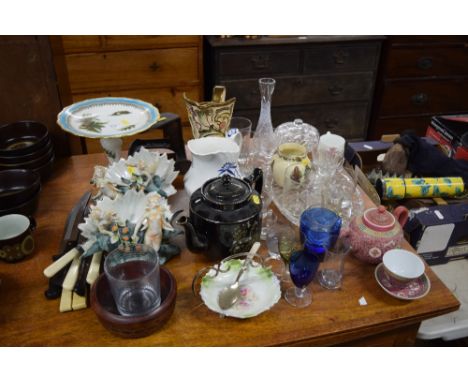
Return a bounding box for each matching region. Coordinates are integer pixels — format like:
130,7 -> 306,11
174,169 -> 263,260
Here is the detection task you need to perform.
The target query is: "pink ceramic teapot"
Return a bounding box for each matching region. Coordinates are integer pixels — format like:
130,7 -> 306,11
344,205 -> 409,264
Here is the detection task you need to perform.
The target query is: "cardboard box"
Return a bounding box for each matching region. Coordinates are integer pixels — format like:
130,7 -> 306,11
404,203 -> 468,265
426,115 -> 468,160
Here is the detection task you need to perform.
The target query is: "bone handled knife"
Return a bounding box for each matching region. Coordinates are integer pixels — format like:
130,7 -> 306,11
44,191 -> 91,299
86,251 -> 103,286
62,253 -> 81,291
73,254 -> 92,296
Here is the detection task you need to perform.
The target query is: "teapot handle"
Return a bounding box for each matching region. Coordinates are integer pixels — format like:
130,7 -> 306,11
393,206 -> 409,228
244,168 -> 263,195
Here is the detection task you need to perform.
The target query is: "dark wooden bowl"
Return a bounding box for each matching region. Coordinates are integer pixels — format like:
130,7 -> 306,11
0,169 -> 41,208
0,137 -> 52,164
0,144 -> 54,170
31,154 -> 55,182
90,267 -> 177,339
0,185 -> 40,217
0,121 -> 50,156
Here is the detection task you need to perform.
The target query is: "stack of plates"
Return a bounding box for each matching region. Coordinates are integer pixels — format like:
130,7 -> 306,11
0,121 -> 55,181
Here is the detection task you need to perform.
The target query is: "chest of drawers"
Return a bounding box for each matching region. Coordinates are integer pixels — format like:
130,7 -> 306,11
52,36 -> 203,154
370,36 -> 468,138
204,36 -> 383,140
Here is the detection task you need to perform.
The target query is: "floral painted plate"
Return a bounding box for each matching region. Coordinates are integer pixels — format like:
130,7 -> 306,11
57,97 -> 160,139
375,263 -> 431,301
199,259 -> 281,319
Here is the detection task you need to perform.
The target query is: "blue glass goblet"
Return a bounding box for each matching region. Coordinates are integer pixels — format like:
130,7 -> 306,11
285,249 -> 321,307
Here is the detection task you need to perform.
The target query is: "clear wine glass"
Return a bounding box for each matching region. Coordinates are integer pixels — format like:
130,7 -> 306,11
265,223 -> 295,280
277,225 -> 297,282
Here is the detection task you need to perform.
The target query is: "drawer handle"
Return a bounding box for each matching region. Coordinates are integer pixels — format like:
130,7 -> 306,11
324,118 -> 339,129
293,79 -> 304,87
417,57 -> 433,70
328,84 -> 343,96
149,62 -> 160,72
250,55 -> 270,70
411,93 -> 429,105
333,49 -> 349,66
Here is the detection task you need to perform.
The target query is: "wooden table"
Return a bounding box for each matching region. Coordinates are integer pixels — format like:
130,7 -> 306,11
0,154 -> 460,346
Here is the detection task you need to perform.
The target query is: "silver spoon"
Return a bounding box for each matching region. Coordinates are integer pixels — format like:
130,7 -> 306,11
218,242 -> 261,310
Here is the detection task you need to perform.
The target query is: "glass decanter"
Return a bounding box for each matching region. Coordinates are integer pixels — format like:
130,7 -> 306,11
250,78 -> 278,239
252,78 -> 277,163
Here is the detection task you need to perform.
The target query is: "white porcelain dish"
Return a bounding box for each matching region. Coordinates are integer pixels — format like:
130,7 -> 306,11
200,259 -> 281,319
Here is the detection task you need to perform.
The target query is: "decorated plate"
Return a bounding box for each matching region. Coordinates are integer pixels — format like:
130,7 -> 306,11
57,97 -> 160,139
375,263 -> 431,301
200,259 -> 281,319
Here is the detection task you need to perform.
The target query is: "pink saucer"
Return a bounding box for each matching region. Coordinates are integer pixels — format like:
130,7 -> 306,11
375,263 -> 431,301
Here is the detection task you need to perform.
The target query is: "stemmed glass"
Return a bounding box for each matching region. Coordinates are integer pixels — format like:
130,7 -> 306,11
277,225 -> 296,282
285,248 -> 321,307
265,223 -> 296,280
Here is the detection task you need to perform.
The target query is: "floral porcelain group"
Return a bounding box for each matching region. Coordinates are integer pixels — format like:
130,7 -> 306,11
87,147 -> 180,264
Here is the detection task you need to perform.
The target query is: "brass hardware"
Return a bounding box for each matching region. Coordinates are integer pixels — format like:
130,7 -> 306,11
417,57 -> 433,70
293,78 -> 304,87
149,62 -> 160,71
411,93 -> 428,105
328,84 -> 343,96
250,55 -> 270,70
333,49 -> 349,65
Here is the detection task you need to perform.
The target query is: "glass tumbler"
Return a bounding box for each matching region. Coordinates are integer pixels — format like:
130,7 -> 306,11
300,207 -> 342,261
230,116 -> 253,176
104,244 -> 161,317
318,236 -> 351,289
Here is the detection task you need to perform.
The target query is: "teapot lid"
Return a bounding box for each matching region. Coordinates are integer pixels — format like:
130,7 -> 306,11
202,175 -> 251,209
362,206 -> 396,232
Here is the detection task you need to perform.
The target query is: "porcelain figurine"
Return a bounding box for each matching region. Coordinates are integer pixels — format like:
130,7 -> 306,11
78,190 -> 179,264
344,205 -> 409,264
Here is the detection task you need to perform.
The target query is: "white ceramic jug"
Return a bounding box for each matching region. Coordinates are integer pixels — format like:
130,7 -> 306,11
184,136 -> 241,196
